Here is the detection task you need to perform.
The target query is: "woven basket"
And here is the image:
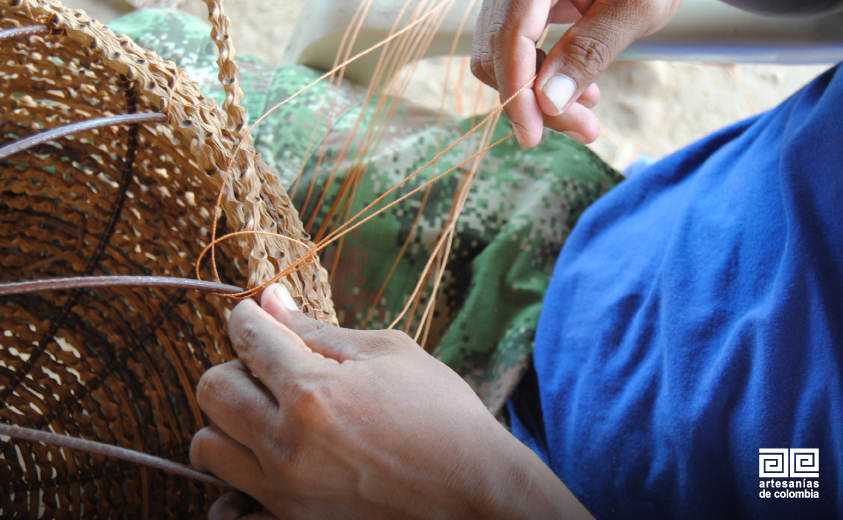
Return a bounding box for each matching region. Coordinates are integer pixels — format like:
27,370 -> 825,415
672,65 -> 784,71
0,0 -> 335,516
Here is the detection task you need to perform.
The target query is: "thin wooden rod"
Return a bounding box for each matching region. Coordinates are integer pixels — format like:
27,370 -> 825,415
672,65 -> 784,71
0,24 -> 50,42
0,112 -> 168,160
0,275 -> 243,296
0,422 -> 232,490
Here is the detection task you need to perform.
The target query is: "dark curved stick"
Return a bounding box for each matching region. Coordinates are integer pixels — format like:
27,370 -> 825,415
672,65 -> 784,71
0,422 -> 232,490
0,112 -> 168,161
0,275 -> 243,296
0,24 -> 50,42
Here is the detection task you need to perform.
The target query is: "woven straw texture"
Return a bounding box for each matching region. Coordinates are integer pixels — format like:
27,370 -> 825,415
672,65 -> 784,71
0,0 -> 335,516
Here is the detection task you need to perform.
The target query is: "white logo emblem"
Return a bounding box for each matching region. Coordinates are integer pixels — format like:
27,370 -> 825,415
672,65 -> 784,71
790,449 -> 819,478
759,449 -> 819,478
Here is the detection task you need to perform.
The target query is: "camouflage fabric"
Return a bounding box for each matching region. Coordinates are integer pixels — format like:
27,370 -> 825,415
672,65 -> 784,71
109,9 -> 623,418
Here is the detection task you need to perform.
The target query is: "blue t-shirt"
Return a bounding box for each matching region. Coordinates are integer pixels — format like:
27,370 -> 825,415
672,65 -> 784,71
509,64 -> 843,519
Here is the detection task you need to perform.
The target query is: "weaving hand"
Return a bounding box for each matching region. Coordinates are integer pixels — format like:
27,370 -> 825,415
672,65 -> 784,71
471,0 -> 681,147
189,284 -> 592,519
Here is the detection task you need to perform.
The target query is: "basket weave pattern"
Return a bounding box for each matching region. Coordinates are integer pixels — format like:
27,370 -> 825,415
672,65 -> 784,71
1,0 -> 335,516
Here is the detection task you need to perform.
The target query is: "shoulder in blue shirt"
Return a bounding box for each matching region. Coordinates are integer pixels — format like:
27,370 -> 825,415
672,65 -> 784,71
509,64 -> 843,519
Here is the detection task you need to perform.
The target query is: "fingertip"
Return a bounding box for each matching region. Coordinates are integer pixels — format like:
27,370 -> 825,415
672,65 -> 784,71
563,116 -> 600,144
259,284 -> 276,310
577,83 -> 600,109
507,105 -> 544,148
537,74 -> 577,116
541,101 -> 600,144
505,97 -> 544,149
261,284 -> 300,326
512,123 -> 542,148
189,426 -> 214,471
208,492 -> 262,520
195,364 -> 218,411
228,298 -> 255,330
563,120 -> 600,144
563,130 -> 588,144
511,123 -> 525,146
266,297 -> 323,340
574,106 -> 601,144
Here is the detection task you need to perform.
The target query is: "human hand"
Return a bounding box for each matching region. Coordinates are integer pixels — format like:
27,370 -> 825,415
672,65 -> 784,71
190,284 -> 592,519
471,0 -> 682,147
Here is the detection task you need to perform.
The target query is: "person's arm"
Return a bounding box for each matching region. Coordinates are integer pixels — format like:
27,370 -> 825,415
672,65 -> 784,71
471,0 -> 843,149
190,284 -> 594,519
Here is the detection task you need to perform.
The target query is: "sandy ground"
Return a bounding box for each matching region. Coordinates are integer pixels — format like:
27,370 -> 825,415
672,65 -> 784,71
74,0 -> 832,170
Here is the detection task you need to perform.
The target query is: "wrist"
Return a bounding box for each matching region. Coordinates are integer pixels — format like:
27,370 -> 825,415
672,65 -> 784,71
461,419 -> 593,520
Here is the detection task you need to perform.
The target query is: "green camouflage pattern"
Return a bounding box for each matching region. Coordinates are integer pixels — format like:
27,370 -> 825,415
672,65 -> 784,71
110,9 -> 623,418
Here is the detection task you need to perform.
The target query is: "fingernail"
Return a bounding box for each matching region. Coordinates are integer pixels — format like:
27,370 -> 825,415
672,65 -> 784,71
512,124 -> 526,146
563,130 -> 587,143
269,283 -> 300,311
542,74 -> 577,115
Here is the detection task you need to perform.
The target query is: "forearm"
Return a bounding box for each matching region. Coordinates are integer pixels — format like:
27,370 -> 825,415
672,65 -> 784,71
488,441 -> 594,520
452,418 -> 593,520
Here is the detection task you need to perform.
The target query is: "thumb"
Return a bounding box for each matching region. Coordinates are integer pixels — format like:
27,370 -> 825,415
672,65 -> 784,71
259,283 -> 331,343
536,0 -> 679,116
260,283 -> 409,362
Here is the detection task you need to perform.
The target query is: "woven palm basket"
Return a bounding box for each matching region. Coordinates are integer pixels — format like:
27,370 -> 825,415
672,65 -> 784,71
0,0 -> 336,516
